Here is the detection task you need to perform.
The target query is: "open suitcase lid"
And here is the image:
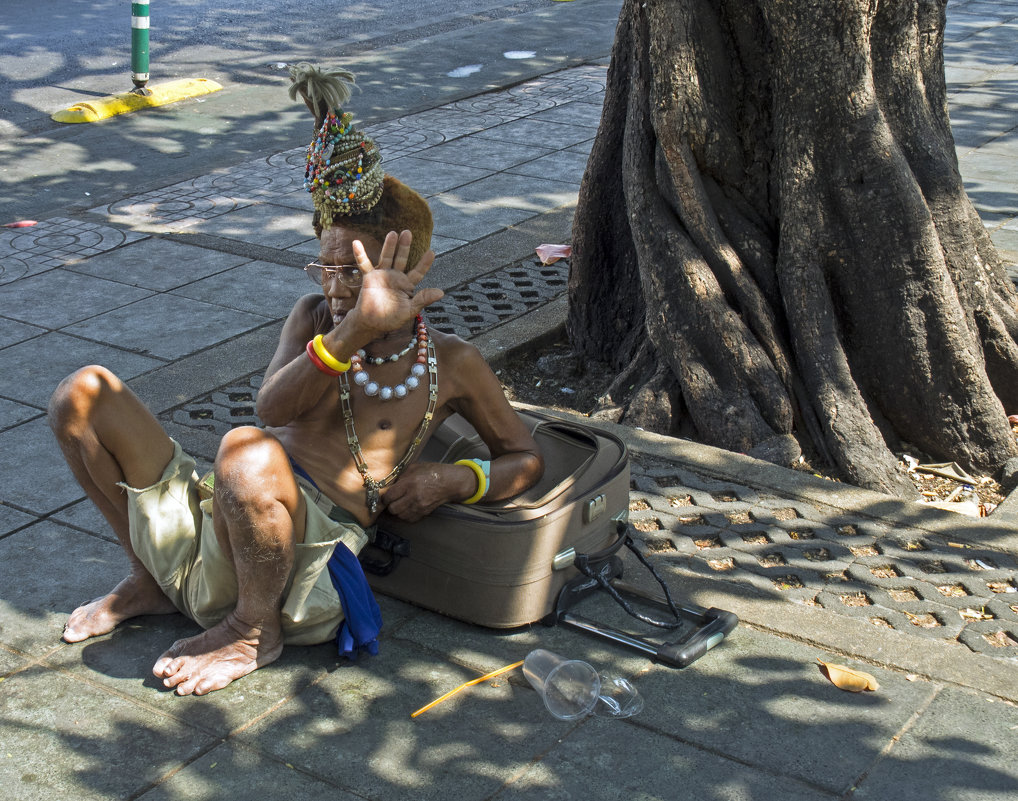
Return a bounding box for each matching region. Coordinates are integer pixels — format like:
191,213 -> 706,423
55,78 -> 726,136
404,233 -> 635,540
420,409 -> 628,511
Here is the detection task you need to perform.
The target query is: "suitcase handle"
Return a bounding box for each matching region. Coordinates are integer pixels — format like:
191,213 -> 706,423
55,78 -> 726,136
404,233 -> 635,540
359,529 -> 412,577
546,526 -> 740,668
573,518 -> 629,570
574,525 -> 684,631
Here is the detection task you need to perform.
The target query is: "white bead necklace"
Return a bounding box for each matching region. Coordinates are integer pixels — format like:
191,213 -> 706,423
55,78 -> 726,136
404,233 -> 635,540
356,335 -> 417,366
349,316 -> 429,401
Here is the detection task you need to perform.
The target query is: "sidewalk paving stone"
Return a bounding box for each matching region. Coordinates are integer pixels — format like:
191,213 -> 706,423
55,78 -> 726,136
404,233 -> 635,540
0,317 -> 45,350
185,202 -> 317,251
0,523 -> 126,654
46,619 -> 343,740
632,626 -> 940,796
0,332 -> 163,408
170,259 -> 308,318
0,646 -> 26,676
0,218 -> 147,280
498,721 -> 827,801
0,504 -> 37,537
383,156 -> 495,196
237,638 -> 575,801
0,417 -> 86,513
135,742 -> 362,801
61,295 -> 272,362
850,685 -> 1018,801
444,172 -> 582,210
0,396 -> 40,430
0,269 -> 154,328
64,238 -> 252,292
0,666 -> 217,801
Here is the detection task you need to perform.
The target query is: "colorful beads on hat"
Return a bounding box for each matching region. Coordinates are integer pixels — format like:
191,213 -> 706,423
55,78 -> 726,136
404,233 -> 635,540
303,110 -> 384,220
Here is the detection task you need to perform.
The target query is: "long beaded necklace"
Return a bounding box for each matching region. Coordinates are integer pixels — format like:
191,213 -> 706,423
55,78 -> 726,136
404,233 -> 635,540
339,333 -> 438,514
350,316 -> 429,400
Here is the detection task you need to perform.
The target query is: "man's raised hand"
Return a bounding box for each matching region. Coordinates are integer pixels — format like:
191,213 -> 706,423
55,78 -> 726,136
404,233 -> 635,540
352,230 -> 443,337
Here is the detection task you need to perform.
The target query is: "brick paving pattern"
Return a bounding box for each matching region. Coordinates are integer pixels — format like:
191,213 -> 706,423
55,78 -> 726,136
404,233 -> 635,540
628,455 -> 1018,661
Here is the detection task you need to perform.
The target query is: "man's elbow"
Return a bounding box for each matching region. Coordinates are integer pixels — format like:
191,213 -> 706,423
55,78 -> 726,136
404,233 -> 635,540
255,395 -> 288,428
521,448 -> 544,491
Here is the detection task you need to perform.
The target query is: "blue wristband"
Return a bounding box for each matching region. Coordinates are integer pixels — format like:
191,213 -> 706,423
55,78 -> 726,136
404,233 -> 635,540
470,458 -> 491,500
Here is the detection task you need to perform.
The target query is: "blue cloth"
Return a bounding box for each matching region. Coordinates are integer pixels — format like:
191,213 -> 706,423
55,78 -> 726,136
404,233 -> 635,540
289,457 -> 383,658
327,541 -> 383,658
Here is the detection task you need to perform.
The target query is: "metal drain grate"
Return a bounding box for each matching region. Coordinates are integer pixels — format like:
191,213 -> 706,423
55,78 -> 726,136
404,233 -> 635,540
627,455 -> 1018,661
164,374 -> 262,436
426,259 -> 568,338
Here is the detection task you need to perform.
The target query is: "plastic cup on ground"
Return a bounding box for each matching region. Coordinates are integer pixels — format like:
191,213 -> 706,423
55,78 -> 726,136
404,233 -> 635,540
523,649 -> 601,720
593,674 -> 644,718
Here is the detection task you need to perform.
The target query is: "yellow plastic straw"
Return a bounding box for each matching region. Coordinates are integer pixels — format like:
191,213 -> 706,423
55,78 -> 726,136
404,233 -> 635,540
411,660 -> 524,718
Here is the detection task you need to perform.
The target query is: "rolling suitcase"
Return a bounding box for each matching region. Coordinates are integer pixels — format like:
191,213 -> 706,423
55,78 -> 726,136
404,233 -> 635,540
360,408 -> 738,667
362,408 -> 630,628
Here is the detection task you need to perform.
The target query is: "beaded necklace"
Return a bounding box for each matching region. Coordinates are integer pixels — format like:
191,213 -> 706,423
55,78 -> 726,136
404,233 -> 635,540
357,335 -> 417,365
339,335 -> 438,514
350,317 -> 429,400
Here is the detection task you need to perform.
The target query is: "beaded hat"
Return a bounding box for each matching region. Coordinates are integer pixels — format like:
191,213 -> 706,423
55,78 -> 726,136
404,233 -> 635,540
288,64 -> 433,267
288,64 -> 384,227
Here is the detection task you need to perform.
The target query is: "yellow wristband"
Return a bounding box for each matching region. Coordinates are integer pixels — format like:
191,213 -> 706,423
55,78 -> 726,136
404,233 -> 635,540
312,334 -> 351,373
455,458 -> 487,505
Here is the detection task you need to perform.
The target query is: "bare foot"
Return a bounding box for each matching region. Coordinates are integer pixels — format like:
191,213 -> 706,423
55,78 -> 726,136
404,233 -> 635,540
152,612 -> 283,696
63,573 -> 178,643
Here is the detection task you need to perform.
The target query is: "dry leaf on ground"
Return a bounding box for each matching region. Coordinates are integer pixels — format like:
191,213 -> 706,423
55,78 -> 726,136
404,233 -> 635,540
817,659 -> 880,692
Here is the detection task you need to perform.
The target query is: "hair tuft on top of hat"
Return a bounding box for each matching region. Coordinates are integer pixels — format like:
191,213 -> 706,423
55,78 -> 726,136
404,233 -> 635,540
288,64 -> 384,225
287,63 -> 356,129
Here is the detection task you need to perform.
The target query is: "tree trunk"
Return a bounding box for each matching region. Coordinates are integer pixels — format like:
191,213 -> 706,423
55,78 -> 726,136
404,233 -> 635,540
570,0 -> 1018,496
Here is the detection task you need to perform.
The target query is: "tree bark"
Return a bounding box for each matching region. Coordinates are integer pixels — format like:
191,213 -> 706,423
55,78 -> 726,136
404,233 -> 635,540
570,0 -> 1018,496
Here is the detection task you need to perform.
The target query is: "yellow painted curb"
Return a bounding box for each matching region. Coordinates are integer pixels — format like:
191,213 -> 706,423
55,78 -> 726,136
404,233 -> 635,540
51,78 -> 223,124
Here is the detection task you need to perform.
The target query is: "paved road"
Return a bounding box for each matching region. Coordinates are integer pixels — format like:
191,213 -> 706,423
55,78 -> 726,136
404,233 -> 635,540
0,0 -> 548,135
0,0 -> 621,224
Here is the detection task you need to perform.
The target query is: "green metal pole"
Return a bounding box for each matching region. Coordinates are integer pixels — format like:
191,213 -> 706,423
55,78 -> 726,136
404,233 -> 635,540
131,0 -> 150,93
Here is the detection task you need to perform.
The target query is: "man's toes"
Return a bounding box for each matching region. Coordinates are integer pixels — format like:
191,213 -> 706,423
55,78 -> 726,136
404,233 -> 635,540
190,678 -> 218,696
153,642 -> 187,676
62,625 -> 85,644
174,676 -> 201,696
154,655 -> 185,682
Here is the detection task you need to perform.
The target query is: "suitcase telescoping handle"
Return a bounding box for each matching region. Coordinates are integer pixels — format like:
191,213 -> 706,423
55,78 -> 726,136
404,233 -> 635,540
558,607 -> 738,669
547,521 -> 739,668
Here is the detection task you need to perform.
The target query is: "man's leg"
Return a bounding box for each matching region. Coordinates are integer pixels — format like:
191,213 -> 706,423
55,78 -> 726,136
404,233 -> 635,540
48,365 -> 179,642
152,426 -> 307,696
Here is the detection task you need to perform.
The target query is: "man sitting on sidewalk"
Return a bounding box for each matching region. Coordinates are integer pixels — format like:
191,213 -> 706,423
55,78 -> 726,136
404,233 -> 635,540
47,67 -> 544,697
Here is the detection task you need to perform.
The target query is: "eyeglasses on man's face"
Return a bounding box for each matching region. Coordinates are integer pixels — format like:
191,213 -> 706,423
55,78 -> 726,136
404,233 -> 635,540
305,262 -> 364,288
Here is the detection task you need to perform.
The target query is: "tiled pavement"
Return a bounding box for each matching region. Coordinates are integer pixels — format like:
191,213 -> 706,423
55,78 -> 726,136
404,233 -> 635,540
3,1 -> 1018,799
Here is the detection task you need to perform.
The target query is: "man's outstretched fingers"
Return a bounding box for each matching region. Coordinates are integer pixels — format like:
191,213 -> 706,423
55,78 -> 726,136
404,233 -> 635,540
413,287 -> 445,315
378,231 -> 401,269
391,229 -> 414,273
406,248 -> 436,284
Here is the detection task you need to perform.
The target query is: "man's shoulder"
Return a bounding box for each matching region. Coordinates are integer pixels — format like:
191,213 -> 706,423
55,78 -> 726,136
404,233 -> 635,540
294,292 -> 327,314
430,328 -> 484,366
287,293 -> 330,331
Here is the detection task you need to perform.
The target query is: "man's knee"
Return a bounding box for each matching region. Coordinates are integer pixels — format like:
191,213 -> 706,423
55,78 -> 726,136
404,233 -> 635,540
48,365 -> 120,434
214,427 -> 297,525
215,427 -> 288,492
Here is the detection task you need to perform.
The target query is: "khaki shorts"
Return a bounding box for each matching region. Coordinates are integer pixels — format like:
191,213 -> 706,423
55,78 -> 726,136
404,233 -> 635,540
121,440 -> 369,646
